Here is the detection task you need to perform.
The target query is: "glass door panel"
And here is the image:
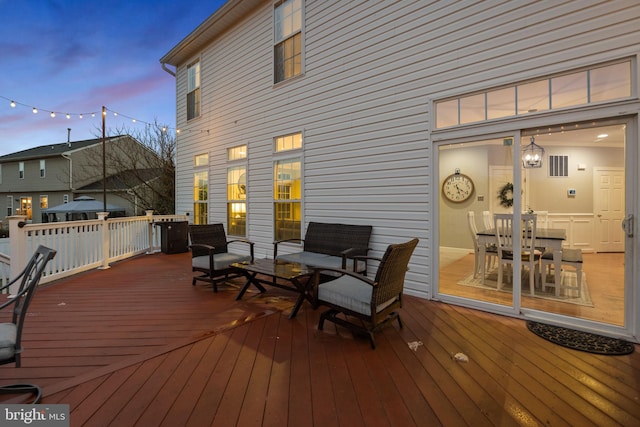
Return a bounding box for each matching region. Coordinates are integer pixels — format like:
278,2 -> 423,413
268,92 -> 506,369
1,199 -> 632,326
438,137 -> 516,307
519,123 -> 626,326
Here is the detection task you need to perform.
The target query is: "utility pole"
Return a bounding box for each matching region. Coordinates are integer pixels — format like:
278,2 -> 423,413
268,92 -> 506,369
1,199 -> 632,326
102,106 -> 107,212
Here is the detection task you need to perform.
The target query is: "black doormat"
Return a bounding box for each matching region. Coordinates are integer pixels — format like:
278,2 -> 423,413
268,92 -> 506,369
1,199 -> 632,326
526,321 -> 635,355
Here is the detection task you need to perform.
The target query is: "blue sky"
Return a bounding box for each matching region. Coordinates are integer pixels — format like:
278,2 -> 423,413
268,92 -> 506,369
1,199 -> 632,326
0,0 -> 227,156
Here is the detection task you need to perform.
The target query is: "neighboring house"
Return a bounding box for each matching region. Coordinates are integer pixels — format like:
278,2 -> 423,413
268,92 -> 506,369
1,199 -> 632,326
160,1 -> 640,341
0,135 -> 160,223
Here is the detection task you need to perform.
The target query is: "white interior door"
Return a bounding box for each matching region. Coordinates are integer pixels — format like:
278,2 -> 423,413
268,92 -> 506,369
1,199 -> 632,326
593,167 -> 625,252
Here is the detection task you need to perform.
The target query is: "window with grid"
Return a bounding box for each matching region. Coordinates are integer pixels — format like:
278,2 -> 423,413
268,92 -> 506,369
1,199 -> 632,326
40,195 -> 48,209
435,59 -> 633,128
6,196 -> 12,216
193,154 -> 208,224
187,60 -> 201,120
227,165 -> 247,236
274,0 -> 302,84
274,132 -> 302,240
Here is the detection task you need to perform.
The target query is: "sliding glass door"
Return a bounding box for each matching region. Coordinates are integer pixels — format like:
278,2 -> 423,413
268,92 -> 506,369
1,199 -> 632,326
436,118 -> 631,334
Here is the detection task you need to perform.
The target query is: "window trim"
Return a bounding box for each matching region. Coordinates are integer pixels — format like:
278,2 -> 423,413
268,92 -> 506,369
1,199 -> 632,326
40,159 -> 46,178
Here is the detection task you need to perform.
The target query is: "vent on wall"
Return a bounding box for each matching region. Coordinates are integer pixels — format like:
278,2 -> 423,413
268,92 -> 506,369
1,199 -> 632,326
549,155 -> 569,177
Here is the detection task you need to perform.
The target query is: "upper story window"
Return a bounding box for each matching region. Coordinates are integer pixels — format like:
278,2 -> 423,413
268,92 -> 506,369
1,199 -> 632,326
187,60 -> 201,121
40,160 -> 46,178
19,162 -> 24,179
274,0 -> 303,84
435,59 -> 633,129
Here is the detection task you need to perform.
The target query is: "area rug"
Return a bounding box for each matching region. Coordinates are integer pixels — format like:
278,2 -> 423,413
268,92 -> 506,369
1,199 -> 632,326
527,321 -> 635,355
457,268 -> 593,306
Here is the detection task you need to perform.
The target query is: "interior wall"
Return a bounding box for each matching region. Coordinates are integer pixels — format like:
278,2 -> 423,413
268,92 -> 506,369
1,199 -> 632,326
440,143 -> 624,249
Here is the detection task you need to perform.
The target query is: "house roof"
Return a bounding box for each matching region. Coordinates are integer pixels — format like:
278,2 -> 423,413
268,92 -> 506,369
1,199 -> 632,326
0,136 -> 125,162
76,168 -> 163,192
159,0 -> 265,68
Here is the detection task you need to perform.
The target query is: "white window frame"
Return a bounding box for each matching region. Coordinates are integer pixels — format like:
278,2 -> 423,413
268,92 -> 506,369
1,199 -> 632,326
40,159 -> 46,178
187,59 -> 201,121
274,0 -> 303,84
19,162 -> 24,179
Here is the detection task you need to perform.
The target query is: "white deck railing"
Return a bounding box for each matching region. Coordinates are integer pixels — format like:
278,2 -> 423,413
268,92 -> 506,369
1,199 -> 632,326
4,211 -> 188,292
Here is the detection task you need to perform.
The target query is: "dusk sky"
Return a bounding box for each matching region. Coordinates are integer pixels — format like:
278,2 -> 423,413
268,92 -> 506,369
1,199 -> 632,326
0,0 -> 227,156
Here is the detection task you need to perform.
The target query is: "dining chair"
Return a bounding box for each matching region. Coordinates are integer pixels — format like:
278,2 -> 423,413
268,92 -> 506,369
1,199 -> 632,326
494,214 -> 541,294
540,247 -> 583,297
467,211 -> 497,278
482,211 -> 493,230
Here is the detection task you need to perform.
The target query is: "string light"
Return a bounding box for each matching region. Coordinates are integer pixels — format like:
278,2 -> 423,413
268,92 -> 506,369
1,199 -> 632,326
1,94 -> 185,134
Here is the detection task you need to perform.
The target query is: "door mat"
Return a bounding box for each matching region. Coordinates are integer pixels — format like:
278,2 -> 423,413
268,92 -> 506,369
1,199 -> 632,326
526,321 -> 635,355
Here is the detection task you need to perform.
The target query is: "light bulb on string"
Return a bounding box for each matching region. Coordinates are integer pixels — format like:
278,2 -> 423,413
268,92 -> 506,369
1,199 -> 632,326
32,107 -> 38,114
10,101 -> 16,108
50,112 -> 55,118
66,113 -> 70,119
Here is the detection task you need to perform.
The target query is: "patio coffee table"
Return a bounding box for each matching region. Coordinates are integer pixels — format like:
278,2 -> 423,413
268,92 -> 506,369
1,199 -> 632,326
232,258 -> 314,319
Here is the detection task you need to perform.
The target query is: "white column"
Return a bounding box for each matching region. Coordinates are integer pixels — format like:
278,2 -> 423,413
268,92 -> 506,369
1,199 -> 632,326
97,212 -> 110,269
8,215 -> 28,294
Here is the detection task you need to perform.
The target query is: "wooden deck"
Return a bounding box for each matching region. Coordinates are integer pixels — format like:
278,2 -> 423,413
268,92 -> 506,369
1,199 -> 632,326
1,251 -> 639,426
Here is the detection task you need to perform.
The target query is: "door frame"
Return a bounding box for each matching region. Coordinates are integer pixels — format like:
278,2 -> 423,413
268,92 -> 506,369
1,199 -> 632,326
432,114 -> 639,342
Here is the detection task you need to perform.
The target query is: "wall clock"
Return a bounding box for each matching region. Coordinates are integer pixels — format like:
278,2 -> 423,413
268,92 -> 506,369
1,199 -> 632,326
442,171 -> 474,203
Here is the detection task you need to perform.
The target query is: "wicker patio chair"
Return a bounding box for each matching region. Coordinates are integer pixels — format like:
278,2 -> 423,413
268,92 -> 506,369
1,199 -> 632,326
0,245 -> 57,404
312,238 -> 419,349
188,224 -> 254,292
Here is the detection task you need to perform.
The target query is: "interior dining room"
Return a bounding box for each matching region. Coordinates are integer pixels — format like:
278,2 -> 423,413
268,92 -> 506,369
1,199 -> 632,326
436,120 -> 626,328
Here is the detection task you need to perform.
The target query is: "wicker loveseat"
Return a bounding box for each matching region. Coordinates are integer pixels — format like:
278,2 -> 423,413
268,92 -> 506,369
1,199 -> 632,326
273,222 -> 373,274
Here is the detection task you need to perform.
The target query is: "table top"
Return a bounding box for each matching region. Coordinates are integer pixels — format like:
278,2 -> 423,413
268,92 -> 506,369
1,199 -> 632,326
231,258 -> 313,280
477,228 -> 566,240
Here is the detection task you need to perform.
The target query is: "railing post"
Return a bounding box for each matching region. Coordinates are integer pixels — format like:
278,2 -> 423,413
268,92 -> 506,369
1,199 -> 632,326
146,210 -> 155,254
8,215 -> 28,294
97,212 -> 110,270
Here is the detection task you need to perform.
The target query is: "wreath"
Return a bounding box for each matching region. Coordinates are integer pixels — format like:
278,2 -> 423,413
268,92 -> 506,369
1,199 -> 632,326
498,182 -> 514,208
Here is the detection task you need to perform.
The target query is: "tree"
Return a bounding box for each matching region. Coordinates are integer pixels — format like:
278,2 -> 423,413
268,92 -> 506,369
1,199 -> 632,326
82,121 -> 176,215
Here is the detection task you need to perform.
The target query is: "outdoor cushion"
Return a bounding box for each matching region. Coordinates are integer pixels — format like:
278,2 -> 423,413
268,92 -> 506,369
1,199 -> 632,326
192,252 -> 251,271
317,275 -> 397,315
277,251 -> 367,272
0,323 -> 17,360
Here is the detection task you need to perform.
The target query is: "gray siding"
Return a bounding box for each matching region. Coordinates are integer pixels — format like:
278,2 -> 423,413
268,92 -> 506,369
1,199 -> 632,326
173,0 -> 640,297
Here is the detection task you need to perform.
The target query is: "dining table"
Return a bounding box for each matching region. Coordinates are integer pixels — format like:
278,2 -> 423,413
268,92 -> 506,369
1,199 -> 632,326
476,227 -> 567,292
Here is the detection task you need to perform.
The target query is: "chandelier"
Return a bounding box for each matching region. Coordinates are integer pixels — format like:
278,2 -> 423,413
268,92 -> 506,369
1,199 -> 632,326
521,136 -> 544,168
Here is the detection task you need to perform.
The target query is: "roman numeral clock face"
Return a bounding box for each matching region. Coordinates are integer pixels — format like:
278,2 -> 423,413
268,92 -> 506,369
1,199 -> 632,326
442,173 -> 474,203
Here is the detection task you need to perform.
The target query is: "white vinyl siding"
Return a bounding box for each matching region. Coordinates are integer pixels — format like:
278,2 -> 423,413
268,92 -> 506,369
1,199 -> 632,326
173,0 -> 640,297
